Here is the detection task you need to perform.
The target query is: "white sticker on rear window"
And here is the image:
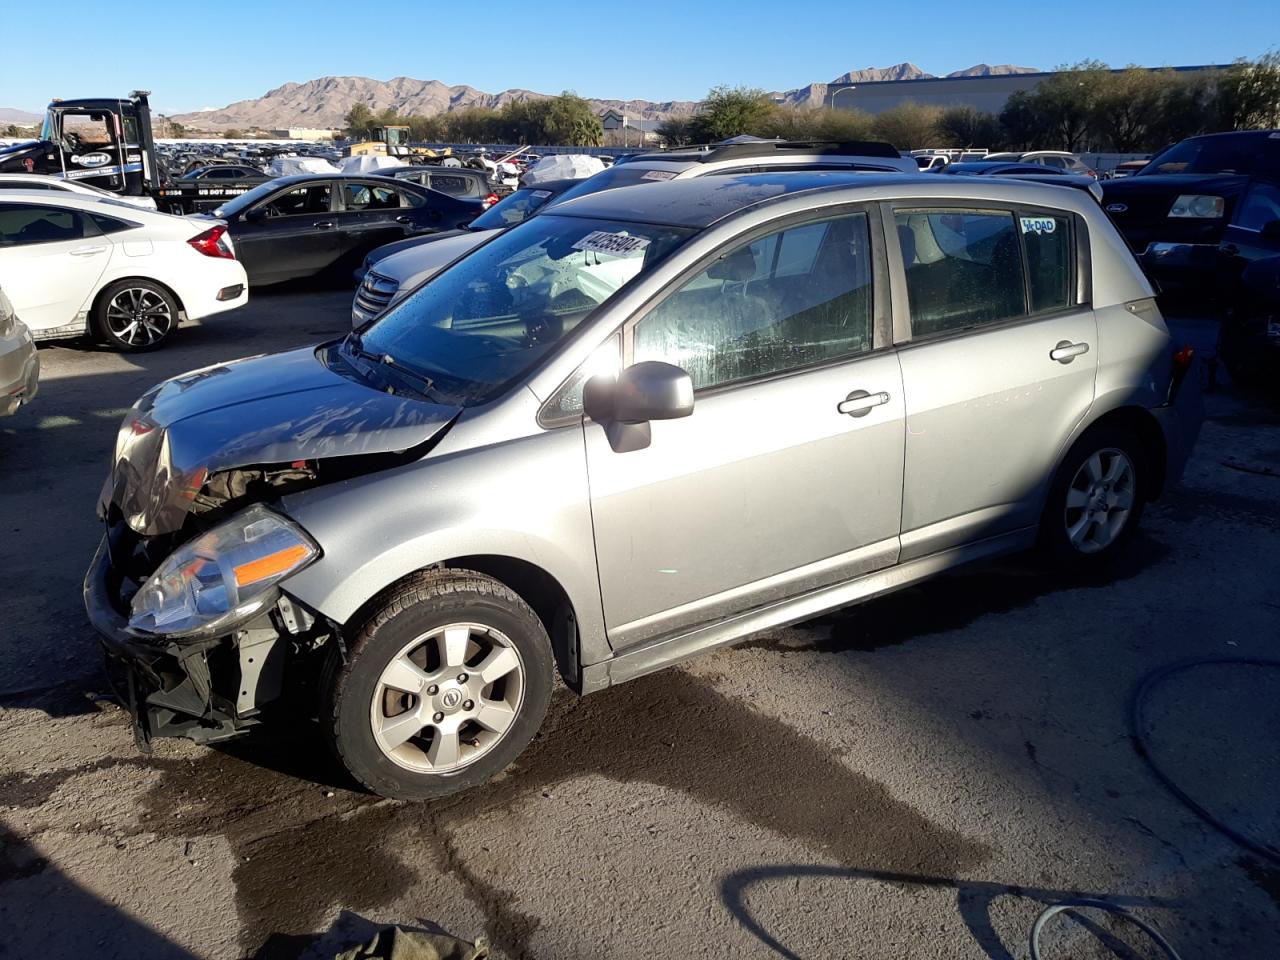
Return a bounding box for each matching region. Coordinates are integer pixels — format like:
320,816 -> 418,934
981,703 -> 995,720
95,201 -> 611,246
640,170 -> 677,181
1021,216 -> 1056,235
571,230 -> 652,255
531,190 -> 552,198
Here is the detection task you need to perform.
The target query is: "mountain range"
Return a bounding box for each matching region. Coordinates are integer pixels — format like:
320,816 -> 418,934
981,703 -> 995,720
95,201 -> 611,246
0,108 -> 42,125
168,62 -> 1038,131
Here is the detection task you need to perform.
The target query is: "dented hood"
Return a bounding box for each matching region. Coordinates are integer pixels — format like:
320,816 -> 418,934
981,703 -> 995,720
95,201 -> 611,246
100,346 -> 459,536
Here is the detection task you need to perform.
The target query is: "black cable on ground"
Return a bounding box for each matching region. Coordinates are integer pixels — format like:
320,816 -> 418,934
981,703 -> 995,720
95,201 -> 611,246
1129,656 -> 1280,866
1032,656 -> 1279,958
1029,898 -> 1182,960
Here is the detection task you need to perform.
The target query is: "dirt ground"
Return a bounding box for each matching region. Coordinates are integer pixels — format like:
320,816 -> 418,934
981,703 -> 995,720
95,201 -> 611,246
1,291 -> 1277,959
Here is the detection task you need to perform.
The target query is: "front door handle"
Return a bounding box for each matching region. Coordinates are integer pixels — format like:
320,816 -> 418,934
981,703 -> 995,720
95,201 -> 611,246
1220,243 -> 1239,256
313,221 -> 335,229
837,390 -> 891,417
69,244 -> 107,257
395,215 -> 413,224
1050,340 -> 1090,363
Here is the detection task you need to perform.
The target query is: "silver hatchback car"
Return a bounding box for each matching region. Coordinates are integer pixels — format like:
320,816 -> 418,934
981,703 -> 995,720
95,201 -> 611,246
86,173 -> 1202,800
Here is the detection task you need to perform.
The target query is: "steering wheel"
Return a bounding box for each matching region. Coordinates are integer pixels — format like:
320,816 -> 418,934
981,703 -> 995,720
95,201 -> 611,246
524,312 -> 563,346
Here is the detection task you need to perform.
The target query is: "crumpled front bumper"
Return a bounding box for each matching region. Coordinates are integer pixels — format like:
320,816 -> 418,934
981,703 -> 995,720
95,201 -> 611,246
83,536 -> 250,748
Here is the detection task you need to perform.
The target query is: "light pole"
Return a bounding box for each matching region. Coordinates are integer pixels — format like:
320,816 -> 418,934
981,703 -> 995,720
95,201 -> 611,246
827,86 -> 857,110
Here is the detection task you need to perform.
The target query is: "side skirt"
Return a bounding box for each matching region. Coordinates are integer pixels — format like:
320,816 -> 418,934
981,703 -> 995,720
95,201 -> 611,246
579,526 -> 1037,695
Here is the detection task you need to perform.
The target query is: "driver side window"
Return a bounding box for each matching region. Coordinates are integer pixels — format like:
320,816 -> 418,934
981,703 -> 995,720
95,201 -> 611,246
632,213 -> 875,390
257,183 -> 332,218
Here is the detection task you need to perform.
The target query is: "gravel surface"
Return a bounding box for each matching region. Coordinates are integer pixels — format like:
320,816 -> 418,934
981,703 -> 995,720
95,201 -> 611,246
1,294 -> 1277,959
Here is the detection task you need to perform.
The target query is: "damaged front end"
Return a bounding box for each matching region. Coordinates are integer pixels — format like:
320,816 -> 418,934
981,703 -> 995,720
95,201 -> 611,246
83,345 -> 461,748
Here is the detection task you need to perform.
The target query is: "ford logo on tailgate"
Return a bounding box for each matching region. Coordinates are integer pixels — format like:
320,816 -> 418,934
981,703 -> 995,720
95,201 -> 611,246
1105,203 -> 1128,214
71,152 -> 112,167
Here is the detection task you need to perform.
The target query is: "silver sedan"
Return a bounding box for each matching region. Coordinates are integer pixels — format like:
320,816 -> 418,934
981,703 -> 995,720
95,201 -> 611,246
0,287 -> 38,416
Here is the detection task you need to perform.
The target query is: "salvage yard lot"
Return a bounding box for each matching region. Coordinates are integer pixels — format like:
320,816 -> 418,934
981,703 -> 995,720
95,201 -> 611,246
2,292 -> 1278,959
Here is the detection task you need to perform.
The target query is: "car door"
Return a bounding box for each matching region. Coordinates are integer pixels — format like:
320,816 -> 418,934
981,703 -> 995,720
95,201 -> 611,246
584,208 -> 906,650
230,181 -> 338,284
887,203 -> 1097,560
334,181 -> 421,267
0,202 -> 112,334
1218,180 -> 1280,290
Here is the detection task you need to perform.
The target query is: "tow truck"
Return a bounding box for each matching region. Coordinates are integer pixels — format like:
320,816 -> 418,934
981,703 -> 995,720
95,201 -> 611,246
0,91 -> 269,213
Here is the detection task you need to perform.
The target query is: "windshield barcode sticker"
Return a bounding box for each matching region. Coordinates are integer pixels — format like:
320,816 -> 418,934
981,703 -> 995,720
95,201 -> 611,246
641,170 -> 677,181
1020,217 -> 1056,235
531,190 -> 552,198
572,231 -> 652,255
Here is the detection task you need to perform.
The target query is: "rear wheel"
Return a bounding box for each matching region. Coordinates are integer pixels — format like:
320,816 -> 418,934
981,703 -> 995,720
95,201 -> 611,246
322,569 -> 554,800
1040,426 -> 1148,571
92,280 -> 178,351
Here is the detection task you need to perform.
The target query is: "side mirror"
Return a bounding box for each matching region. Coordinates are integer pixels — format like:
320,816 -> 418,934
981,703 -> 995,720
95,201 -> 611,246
583,361 -> 693,453
244,207 -> 267,223
1260,219 -> 1280,241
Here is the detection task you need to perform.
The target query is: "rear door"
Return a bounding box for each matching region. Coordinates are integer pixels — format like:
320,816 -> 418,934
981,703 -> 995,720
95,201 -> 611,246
334,180 -> 421,267
231,181 -> 338,284
1218,180 -> 1280,290
887,202 -> 1097,560
0,202 -> 112,333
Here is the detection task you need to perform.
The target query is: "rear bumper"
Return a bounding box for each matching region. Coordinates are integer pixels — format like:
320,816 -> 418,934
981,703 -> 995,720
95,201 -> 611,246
0,324 -> 39,416
171,259 -> 250,322
1152,356 -> 1205,490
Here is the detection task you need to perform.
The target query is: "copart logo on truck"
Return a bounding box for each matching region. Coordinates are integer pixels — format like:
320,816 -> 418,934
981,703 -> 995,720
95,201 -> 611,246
71,152 -> 112,167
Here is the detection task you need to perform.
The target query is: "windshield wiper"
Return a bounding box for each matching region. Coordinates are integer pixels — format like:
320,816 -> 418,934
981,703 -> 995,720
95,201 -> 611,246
342,333 -> 447,403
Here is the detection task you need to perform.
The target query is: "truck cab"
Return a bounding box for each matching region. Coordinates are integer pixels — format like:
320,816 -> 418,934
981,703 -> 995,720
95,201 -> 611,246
0,92 -> 157,198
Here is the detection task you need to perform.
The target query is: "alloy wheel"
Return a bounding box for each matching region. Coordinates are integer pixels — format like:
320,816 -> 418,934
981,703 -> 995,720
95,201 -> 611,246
105,288 -> 174,347
370,622 -> 526,774
1064,448 -> 1136,554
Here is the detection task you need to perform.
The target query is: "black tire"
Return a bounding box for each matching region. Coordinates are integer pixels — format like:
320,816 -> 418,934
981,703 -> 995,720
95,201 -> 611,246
92,279 -> 179,351
321,569 -> 554,801
1039,424 -> 1149,572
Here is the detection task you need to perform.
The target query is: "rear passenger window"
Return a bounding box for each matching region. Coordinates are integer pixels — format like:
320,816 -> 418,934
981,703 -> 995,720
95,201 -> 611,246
1022,214 -> 1073,313
895,210 -> 1025,335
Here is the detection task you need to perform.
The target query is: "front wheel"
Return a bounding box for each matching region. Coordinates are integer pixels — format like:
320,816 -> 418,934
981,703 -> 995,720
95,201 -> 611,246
1040,426 -> 1148,571
322,569 -> 554,800
92,280 -> 178,351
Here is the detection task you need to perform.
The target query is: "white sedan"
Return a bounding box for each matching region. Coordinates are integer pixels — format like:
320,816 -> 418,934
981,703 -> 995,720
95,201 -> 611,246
0,191 -> 248,351
0,173 -> 158,210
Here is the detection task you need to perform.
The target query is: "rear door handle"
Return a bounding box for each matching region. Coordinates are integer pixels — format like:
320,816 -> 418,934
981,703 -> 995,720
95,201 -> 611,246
313,221 -> 335,229
395,215 -> 413,224
837,390 -> 891,417
69,244 -> 107,257
1050,340 -> 1090,363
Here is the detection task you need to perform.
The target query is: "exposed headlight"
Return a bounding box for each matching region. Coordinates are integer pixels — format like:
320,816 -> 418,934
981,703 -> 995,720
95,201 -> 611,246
1168,195 -> 1224,219
129,504 -> 319,637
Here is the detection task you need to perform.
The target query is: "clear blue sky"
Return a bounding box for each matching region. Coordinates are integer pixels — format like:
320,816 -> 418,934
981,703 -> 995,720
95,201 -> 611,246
1,1 -> 1275,114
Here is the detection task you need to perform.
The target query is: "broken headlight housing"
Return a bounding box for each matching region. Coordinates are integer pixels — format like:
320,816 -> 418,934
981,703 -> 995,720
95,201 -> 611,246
128,504 -> 319,638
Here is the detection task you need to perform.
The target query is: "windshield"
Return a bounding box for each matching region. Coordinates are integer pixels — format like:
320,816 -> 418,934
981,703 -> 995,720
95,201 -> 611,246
40,110 -> 55,142
212,180 -> 290,217
354,214 -> 694,405
1140,136 -> 1263,176
469,187 -> 557,230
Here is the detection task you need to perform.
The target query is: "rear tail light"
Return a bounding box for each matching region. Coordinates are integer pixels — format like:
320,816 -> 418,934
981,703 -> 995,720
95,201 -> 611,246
1172,346 -> 1195,374
483,193 -> 499,209
188,225 -> 235,260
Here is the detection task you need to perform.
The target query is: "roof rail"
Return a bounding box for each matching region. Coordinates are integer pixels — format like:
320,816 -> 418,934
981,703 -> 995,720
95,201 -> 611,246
639,139 -> 903,163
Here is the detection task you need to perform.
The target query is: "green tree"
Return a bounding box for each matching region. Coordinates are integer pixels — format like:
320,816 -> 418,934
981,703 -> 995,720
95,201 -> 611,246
656,115 -> 695,147
869,102 -> 944,150
689,85 -> 775,142
344,103 -> 377,139
757,105 -> 874,141
1028,60 -> 1108,150
543,92 -> 603,145
1216,52 -> 1280,130
1090,67 -> 1171,151
937,106 -> 1002,148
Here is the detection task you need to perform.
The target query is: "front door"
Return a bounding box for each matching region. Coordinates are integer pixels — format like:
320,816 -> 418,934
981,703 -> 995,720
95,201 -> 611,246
888,204 -> 1097,559
585,209 -> 905,649
232,181 -> 339,285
